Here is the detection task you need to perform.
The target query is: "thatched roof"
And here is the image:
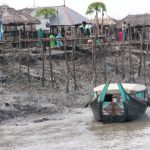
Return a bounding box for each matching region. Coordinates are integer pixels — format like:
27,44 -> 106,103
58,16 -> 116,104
18,10 -> 41,24
20,8 -> 35,15
0,5 -> 40,25
116,14 -> 150,28
20,5 -> 91,30
90,16 -> 117,26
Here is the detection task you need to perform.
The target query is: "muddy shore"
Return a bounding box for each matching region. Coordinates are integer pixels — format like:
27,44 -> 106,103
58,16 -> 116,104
0,47 -> 150,125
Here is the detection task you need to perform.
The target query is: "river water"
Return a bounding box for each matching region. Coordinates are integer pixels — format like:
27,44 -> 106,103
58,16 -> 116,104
0,108 -> 150,150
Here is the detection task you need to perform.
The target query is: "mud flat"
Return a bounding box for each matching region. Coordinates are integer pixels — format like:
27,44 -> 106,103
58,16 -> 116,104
0,47 -> 150,125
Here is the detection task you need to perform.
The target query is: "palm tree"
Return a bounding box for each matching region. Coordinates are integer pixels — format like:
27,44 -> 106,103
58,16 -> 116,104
36,7 -> 57,33
86,2 -> 106,35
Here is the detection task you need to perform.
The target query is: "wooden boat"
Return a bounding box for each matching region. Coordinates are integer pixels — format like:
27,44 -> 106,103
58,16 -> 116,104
89,83 -> 150,123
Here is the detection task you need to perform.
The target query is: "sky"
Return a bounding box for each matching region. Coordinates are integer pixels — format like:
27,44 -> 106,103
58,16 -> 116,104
0,0 -> 150,19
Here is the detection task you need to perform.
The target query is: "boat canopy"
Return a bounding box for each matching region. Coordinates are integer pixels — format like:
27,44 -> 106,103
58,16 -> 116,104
94,83 -> 146,94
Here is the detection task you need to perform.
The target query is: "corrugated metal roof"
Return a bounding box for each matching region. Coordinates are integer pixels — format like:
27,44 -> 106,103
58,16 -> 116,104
50,5 -> 90,26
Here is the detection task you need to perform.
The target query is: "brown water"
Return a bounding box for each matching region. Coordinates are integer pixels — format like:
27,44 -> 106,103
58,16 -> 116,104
0,108 -> 150,150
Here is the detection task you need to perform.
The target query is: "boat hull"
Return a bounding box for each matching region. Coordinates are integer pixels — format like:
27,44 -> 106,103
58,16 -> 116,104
90,99 -> 147,123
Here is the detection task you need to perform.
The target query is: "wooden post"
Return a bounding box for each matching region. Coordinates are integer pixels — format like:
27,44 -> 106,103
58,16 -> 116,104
138,32 -> 143,77
19,29 -> 22,80
72,39 -> 78,90
27,32 -> 30,82
14,25 -> 16,47
92,43 -> 94,75
112,43 -> 118,75
103,45 -> 107,82
42,43 -> 45,87
121,45 -> 125,79
101,11 -> 104,36
95,14 -> 100,36
128,24 -> 134,81
48,45 -> 54,87
64,38 -> 70,92
92,41 -> 96,86
2,42 -> 5,65
143,53 -> 147,86
115,53 -> 118,75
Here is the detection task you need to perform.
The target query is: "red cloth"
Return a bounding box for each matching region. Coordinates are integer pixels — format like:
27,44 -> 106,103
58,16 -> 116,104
118,31 -> 123,41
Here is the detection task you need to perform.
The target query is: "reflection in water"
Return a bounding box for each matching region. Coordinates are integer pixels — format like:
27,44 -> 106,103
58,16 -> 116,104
0,108 -> 150,150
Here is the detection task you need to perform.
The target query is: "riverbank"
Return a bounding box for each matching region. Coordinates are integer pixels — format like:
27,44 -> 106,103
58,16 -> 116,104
0,47 -> 149,124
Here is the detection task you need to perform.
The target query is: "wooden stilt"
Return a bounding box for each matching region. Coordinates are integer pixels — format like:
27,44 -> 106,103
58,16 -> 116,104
121,45 -> 125,79
92,41 -> 97,86
27,32 -> 30,82
19,29 -> 22,80
103,45 -> 107,82
48,46 -> 54,87
64,38 -> 70,92
138,33 -> 143,77
72,39 -> 78,90
42,45 -> 45,87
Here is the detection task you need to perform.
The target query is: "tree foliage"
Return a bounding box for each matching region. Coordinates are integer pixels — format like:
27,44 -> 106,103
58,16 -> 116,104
36,7 -> 57,19
86,2 -> 106,15
86,2 -> 106,35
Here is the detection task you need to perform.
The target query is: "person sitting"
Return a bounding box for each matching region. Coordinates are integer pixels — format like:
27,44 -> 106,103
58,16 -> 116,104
79,21 -> 87,37
85,28 -> 91,37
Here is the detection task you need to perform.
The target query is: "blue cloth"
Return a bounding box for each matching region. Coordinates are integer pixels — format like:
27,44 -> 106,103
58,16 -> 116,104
56,33 -> 63,46
0,17 -> 3,41
0,32 -> 3,41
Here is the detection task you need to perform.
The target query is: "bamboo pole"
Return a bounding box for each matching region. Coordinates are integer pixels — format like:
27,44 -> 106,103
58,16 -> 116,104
72,39 -> 78,90
27,32 -> 30,82
2,42 -> 5,65
48,46 -> 54,88
138,32 -> 143,77
92,42 -> 96,86
143,53 -> 147,86
115,53 -> 118,75
64,38 -> 70,92
103,45 -> 107,82
42,43 -> 45,87
128,24 -> 134,81
19,29 -> 21,80
121,45 -> 125,79
101,11 -> 104,36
